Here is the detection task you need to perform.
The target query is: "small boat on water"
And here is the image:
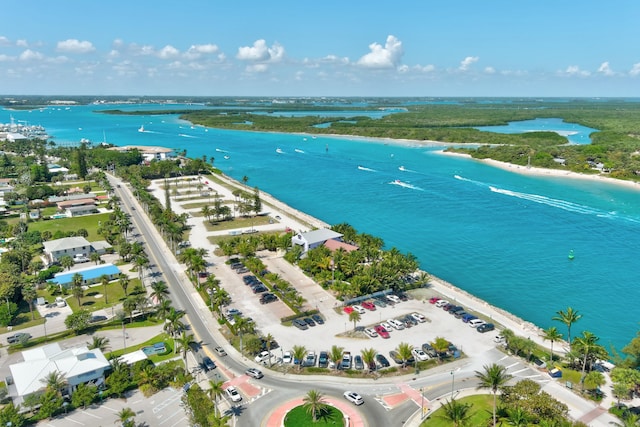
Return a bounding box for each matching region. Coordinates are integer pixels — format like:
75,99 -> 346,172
224,155 -> 230,160
399,166 -> 406,171
294,148 -> 304,153
276,148 -> 284,154
138,125 -> 145,132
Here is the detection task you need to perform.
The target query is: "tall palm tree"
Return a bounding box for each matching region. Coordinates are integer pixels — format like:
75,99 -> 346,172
348,310 -> 361,331
155,299 -> 173,321
264,333 -> 275,367
208,379 -> 225,416
361,347 -> 377,372
609,413 -> 640,427
552,307 -> 582,351
475,363 -> 512,427
302,389 -> 327,423
71,272 -> 84,306
119,274 -> 130,297
164,308 -> 186,352
21,283 -> 37,320
87,335 -> 111,352
505,407 -> 530,427
573,330 -> 602,390
396,342 -> 414,368
542,326 -> 563,363
329,345 -> 344,370
437,399 -> 473,427
176,331 -> 196,372
100,274 -> 110,304
149,280 -> 170,304
292,345 -> 307,371
40,370 -> 67,395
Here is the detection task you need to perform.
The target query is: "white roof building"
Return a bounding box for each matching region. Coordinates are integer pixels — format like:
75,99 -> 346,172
291,229 -> 343,253
8,343 -> 110,403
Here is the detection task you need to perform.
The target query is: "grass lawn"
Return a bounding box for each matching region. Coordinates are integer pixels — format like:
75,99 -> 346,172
202,215 -> 274,232
25,212 -> 111,241
107,332 -> 178,364
37,278 -> 143,313
284,404 -> 343,427
0,301 -> 45,334
421,394 -> 493,427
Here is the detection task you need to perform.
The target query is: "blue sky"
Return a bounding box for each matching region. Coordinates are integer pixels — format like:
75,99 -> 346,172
1,1 -> 638,97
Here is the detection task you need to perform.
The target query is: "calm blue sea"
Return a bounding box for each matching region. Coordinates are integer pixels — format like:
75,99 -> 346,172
4,104 -> 639,351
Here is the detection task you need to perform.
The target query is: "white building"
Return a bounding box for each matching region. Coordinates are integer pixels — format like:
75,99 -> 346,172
291,229 -> 343,253
7,343 -> 110,405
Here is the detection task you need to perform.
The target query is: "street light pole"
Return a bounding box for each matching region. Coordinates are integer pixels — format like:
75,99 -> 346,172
450,369 -> 455,398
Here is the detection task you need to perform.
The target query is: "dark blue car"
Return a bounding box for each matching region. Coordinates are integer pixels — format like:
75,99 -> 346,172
461,313 -> 477,323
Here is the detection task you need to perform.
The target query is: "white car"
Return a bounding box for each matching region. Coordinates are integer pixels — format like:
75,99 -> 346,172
388,319 -> 405,330
435,299 -> 449,308
225,386 -> 242,402
386,294 -> 401,304
343,391 -> 364,405
412,347 -> 429,361
254,350 -> 270,363
469,318 -> 486,328
352,305 -> 366,314
411,312 -> 426,323
364,328 -> 378,338
380,322 -> 392,331
282,351 -> 293,364
55,297 -> 67,308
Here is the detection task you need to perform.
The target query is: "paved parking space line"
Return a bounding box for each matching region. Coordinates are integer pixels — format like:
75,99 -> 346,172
511,368 -> 529,375
153,392 -> 183,414
61,417 -> 84,425
169,416 -> 189,427
159,406 -> 185,425
81,411 -> 101,419
100,404 -> 119,413
505,362 -> 519,369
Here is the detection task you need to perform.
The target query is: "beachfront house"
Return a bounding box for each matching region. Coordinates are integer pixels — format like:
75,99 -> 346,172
291,229 -> 344,254
7,343 -> 110,406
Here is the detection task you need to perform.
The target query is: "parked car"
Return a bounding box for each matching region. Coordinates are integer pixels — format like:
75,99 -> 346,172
469,318 -> 486,328
215,346 -> 227,357
226,308 -> 242,318
435,299 -> 449,308
312,314 -> 324,325
376,353 -> 391,368
303,351 -> 317,367
380,322 -> 392,331
422,343 -> 437,358
303,317 -> 316,327
235,267 -> 249,274
389,350 -> 403,364
429,296 -> 441,304
354,355 -> 365,370
373,298 -> 387,308
352,305 -> 366,314
364,328 -> 378,338
251,284 -> 268,294
282,351 -> 293,364
343,306 -> 354,314
292,319 -> 308,330
340,352 -> 352,370
245,368 -> 264,379
361,301 -> 376,311
202,357 -> 216,372
442,303 -> 455,312
449,306 -> 465,315
55,297 -> 67,307
386,294 -> 401,304
477,323 -> 495,333
90,315 -> 107,323
343,391 -> 364,405
260,293 -> 278,304
318,351 -> 329,368
254,351 -> 271,364
225,386 -> 242,402
388,318 -> 405,330
454,311 -> 468,319
461,313 -> 477,323
374,325 -> 390,339
7,332 -> 30,344
411,312 -> 426,323
412,347 -> 429,361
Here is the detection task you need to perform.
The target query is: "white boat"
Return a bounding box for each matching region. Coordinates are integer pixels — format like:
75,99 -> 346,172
399,166 -> 406,171
276,148 -> 284,154
224,155 -> 230,160
138,125 -> 145,132
294,149 -> 305,154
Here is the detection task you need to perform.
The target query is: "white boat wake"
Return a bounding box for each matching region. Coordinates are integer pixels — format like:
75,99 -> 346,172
294,149 -> 305,154
276,148 -> 284,154
389,180 -> 423,191
178,133 -> 197,138
216,148 -> 228,153
358,166 -> 376,172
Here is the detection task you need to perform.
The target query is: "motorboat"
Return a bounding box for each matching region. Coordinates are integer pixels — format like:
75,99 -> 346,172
138,125 -> 145,132
276,148 -> 284,154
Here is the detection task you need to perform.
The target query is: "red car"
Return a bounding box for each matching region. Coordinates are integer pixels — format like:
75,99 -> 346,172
374,325 -> 390,339
361,301 -> 376,311
343,306 -> 354,314
429,297 -> 441,304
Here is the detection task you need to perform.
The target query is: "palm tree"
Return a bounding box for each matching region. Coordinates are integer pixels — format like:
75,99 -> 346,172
149,280 -> 170,304
155,299 -> 172,321
437,399 -> 473,427
584,370 -> 605,392
329,345 -> 344,370
505,407 -> 530,426
208,379 -> 225,415
475,363 -> 512,427
552,307 -> 582,351
573,330 -> 602,391
348,310 -> 361,331
87,335 -> 111,352
396,342 -> 414,368
542,326 -> 563,363
431,336 -> 450,363
100,274 -> 110,304
119,274 -> 130,297
609,413 -> 640,427
115,407 -> 136,426
164,308 -> 186,352
303,389 -> 328,423
292,345 -> 307,371
176,331 -> 196,372
71,272 -> 84,306
361,347 -> 377,372
264,333 -> 275,367
21,283 -> 37,320
40,370 -> 67,395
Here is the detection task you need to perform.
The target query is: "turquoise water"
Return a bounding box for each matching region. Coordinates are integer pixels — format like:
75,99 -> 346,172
4,104 -> 639,350
475,117 -> 597,144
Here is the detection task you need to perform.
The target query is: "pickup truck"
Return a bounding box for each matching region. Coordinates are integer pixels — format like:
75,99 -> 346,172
341,351 -> 352,370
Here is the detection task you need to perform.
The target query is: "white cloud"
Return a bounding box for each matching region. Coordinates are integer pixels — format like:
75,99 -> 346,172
108,49 -> 120,59
236,40 -> 285,63
630,63 -> 640,77
459,56 -> 479,71
0,54 -> 13,62
597,61 -> 615,76
56,39 -> 95,54
16,39 -> 28,48
246,63 -> 269,73
484,66 -> 496,74
158,45 -> 180,59
184,44 -> 219,59
0,36 -> 10,46
357,35 -> 404,69
295,71 -> 304,81
19,49 -> 44,61
561,65 -> 590,77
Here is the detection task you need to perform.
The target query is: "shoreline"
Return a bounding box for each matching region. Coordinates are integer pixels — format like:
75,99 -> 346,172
439,150 -> 640,192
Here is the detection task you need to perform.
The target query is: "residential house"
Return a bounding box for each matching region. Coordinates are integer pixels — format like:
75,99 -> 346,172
7,343 -> 110,406
291,229 -> 344,253
42,236 -> 93,264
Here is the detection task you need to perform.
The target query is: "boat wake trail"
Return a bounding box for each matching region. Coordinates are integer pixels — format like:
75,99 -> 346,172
215,148 -> 228,153
358,166 -> 376,172
294,149 -> 305,154
454,175 -> 487,186
179,134 -> 197,138
389,180 -> 423,191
